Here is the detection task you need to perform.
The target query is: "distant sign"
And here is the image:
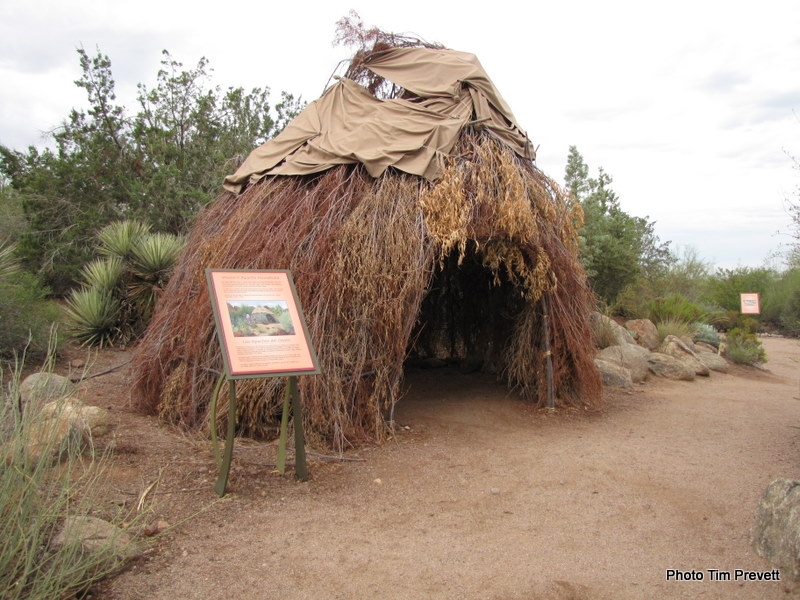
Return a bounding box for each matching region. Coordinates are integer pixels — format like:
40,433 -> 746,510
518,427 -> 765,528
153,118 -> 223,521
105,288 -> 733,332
206,269 -> 320,378
740,293 -> 761,315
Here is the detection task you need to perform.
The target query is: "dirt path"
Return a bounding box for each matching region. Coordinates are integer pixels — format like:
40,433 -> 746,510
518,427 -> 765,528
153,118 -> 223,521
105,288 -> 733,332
84,337 -> 800,599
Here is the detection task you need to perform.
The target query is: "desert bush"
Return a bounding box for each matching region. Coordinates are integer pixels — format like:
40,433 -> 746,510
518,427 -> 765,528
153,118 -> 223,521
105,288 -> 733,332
0,242 -> 62,358
648,294 -> 705,324
762,268 -> 800,336
704,266 -> 778,312
0,354 -> 143,599
725,328 -> 767,365
735,315 -> 761,334
692,322 -> 721,348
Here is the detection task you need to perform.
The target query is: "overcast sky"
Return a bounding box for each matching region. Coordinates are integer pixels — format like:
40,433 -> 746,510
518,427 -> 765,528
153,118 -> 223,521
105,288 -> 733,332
1,0 -> 798,269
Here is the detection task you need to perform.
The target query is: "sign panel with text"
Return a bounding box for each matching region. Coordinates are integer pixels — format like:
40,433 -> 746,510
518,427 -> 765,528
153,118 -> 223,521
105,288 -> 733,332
206,269 -> 321,378
740,293 -> 761,315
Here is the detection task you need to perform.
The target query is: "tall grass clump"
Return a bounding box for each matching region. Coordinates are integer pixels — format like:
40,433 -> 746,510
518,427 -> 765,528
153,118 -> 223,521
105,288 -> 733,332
65,221 -> 184,347
0,352 -> 141,599
649,294 -> 706,324
655,316 -> 694,342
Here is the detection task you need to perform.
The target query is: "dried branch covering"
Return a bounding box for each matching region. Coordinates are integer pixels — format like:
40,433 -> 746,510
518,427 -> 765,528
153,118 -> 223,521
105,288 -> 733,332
334,10 -> 443,98
132,133 -> 601,451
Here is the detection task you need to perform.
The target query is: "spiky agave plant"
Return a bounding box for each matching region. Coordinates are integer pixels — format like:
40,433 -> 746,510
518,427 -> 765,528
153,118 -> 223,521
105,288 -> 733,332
80,256 -> 125,293
128,232 -> 185,320
97,220 -> 151,262
63,287 -> 121,347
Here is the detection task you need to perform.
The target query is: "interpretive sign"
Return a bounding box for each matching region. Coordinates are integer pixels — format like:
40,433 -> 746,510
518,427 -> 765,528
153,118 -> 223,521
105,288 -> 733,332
206,269 -> 320,378
740,293 -> 761,315
206,269 -> 319,495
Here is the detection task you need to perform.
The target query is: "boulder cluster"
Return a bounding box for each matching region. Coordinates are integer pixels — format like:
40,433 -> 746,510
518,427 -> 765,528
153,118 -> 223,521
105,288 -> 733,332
592,314 -> 728,389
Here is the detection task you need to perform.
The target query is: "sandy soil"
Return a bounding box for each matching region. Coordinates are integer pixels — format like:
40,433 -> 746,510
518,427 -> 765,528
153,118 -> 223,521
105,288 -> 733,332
70,336 -> 800,600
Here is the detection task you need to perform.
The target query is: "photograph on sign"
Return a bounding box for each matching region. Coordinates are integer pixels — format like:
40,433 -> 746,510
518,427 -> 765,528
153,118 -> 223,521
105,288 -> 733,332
227,300 -> 296,337
206,270 -> 320,377
740,293 -> 761,315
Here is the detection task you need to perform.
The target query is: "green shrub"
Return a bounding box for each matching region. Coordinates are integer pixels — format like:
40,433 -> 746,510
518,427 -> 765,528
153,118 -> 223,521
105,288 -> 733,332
648,294 -> 705,324
735,315 -> 760,334
0,243 -> 62,358
762,268 -> 800,336
0,355 -> 144,599
725,328 -> 767,365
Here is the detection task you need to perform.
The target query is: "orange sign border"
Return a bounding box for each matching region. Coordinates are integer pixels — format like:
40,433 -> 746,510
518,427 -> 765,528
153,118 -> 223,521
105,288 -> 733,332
206,269 -> 321,378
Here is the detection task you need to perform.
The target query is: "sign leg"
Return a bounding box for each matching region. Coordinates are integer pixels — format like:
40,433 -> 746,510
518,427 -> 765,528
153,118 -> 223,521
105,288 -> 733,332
289,376 -> 308,481
214,379 -> 237,497
276,381 -> 291,474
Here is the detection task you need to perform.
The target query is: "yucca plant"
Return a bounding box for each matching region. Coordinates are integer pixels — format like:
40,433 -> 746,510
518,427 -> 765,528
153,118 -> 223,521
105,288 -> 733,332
128,233 -> 184,319
80,256 -> 125,293
63,288 -> 121,347
65,221 -> 184,347
97,220 -> 150,262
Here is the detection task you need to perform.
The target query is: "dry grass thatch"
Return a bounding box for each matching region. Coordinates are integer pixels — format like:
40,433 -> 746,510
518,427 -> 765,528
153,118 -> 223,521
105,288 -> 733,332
132,130 -> 602,451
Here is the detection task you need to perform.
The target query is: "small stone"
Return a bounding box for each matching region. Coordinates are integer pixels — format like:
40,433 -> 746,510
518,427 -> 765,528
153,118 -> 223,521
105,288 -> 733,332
373,478 -> 382,485
490,488 -> 501,495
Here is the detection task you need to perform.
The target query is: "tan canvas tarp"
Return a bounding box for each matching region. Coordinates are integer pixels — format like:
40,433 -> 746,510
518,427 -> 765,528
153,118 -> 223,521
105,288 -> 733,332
223,47 -> 535,194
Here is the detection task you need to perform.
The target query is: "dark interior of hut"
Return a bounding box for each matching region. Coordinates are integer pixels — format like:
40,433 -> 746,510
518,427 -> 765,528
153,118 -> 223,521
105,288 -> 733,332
406,242 -> 527,377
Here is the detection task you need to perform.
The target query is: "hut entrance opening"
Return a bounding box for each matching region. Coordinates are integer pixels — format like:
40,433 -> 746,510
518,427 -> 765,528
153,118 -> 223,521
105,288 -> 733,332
408,242 -> 528,378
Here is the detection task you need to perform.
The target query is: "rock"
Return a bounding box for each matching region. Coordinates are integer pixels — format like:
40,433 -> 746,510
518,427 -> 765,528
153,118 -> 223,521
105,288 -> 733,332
594,358 -> 633,388
52,515 -> 141,567
695,341 -> 718,353
597,344 -> 650,383
625,319 -> 660,351
22,417 -> 81,464
19,373 -> 76,412
696,350 -> 729,373
753,478 -> 800,581
39,397 -> 115,439
646,353 -> 695,381
591,312 -> 635,348
143,520 -> 170,537
660,335 -> 710,377
6,398 -> 115,465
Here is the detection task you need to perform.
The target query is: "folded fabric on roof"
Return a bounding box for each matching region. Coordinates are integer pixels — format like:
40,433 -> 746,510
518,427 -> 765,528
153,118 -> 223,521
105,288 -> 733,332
223,47 -> 534,194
